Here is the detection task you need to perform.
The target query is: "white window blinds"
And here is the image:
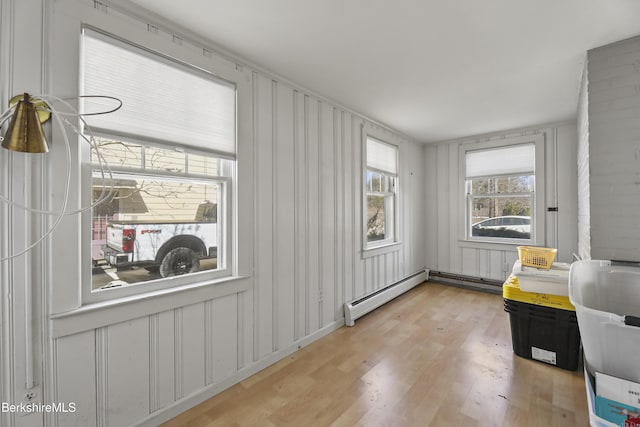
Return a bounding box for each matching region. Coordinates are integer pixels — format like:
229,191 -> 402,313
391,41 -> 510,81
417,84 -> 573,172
80,29 -> 236,158
367,137 -> 397,175
465,143 -> 534,178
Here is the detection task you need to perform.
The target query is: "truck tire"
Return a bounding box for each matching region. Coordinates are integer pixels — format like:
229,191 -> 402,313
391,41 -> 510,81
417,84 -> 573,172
160,247 -> 200,277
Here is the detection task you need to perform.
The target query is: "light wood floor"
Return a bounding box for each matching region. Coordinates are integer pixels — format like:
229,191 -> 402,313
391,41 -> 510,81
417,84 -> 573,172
162,282 -> 590,427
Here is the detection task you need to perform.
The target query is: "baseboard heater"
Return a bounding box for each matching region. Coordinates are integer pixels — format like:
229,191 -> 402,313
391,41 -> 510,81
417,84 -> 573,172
344,269 -> 429,326
428,270 -> 503,293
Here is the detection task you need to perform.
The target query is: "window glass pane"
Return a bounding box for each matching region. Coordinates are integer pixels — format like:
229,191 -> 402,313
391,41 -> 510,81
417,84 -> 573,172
380,175 -> 389,193
470,195 -> 531,240
471,175 -> 532,195
506,175 -> 533,193
91,172 -> 221,290
189,153 -> 219,177
145,146 -> 186,173
91,137 -> 224,178
367,171 -> 380,192
367,195 -> 386,242
366,170 -> 393,193
91,137 -> 143,168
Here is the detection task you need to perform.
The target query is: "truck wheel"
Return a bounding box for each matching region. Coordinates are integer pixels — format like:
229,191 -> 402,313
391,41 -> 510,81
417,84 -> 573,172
160,247 -> 200,277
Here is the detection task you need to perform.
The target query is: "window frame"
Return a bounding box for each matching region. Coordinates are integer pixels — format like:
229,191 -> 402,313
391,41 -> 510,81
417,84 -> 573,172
78,25 -> 240,304
459,134 -> 545,246
362,131 -> 401,256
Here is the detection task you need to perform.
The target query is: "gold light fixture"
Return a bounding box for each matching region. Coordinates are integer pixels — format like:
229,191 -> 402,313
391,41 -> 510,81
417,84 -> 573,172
1,93 -> 51,153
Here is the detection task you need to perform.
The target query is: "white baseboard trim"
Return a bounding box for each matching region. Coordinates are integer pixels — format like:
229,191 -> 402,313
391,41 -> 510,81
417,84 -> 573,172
135,319 -> 345,426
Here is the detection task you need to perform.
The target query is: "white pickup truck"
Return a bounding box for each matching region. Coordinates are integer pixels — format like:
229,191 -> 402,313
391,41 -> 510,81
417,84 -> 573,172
101,202 -> 217,277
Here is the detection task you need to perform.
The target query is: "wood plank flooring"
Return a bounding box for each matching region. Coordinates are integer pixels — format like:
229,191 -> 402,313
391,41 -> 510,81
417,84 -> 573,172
162,282 -> 590,426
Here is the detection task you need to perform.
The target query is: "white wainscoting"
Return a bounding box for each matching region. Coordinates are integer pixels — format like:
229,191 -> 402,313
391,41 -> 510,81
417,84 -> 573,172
54,296 -> 244,426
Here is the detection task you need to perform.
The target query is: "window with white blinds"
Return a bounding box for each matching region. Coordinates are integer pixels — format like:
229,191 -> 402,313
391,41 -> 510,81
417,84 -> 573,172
463,140 -> 540,243
364,135 -> 398,250
80,28 -> 236,158
80,27 -> 236,302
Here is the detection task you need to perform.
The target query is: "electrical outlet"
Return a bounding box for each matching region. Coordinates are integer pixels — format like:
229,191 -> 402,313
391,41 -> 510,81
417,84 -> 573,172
15,390 -> 39,417
24,391 -> 37,403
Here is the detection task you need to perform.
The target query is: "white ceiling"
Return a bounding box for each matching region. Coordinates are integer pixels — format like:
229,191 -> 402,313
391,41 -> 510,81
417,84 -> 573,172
125,0 -> 640,143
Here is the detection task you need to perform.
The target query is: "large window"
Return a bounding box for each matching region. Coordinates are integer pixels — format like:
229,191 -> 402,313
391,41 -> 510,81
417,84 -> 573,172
464,141 -> 541,243
364,136 -> 398,248
81,28 -> 236,297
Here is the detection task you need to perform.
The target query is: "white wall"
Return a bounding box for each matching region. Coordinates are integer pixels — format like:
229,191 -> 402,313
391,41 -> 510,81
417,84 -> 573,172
582,35 -> 640,262
0,1 -> 425,426
424,123 -> 578,281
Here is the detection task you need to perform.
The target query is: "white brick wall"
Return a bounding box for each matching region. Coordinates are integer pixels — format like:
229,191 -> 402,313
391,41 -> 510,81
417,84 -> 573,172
584,35 -> 640,262
577,60 -> 591,260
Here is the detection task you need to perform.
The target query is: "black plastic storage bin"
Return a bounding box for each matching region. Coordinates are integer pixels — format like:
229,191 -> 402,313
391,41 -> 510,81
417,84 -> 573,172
504,298 -> 581,371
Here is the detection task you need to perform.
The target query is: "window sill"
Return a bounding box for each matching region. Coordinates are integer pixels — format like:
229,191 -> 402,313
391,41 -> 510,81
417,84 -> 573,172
459,239 -> 532,251
51,275 -> 250,338
362,241 -> 402,259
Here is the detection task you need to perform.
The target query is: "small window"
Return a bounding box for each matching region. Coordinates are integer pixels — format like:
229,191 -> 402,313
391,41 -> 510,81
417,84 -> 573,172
465,143 -> 537,243
364,136 -> 398,248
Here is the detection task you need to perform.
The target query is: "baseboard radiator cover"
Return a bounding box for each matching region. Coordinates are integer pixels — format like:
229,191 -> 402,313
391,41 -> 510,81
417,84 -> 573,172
427,270 -> 503,294
344,269 -> 428,326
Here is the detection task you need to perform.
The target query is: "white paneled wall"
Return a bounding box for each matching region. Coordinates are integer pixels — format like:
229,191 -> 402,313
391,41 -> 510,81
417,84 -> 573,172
0,1 -> 426,426
54,296 -> 244,426
1,1 -> 50,426
424,124 -> 578,281
251,71 -> 426,353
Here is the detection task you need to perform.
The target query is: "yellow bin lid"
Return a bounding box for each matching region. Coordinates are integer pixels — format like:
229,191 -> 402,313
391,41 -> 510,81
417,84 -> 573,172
503,275 -> 575,311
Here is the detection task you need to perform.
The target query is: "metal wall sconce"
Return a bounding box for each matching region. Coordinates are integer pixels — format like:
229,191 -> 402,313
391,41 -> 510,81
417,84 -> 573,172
1,93 -> 51,153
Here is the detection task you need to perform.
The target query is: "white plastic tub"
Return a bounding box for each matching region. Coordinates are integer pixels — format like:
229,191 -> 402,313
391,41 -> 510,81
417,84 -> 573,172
569,260 -> 640,383
512,260 -> 571,296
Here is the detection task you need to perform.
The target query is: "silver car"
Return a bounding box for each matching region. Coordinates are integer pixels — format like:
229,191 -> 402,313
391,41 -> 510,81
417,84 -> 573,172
472,216 -> 531,234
